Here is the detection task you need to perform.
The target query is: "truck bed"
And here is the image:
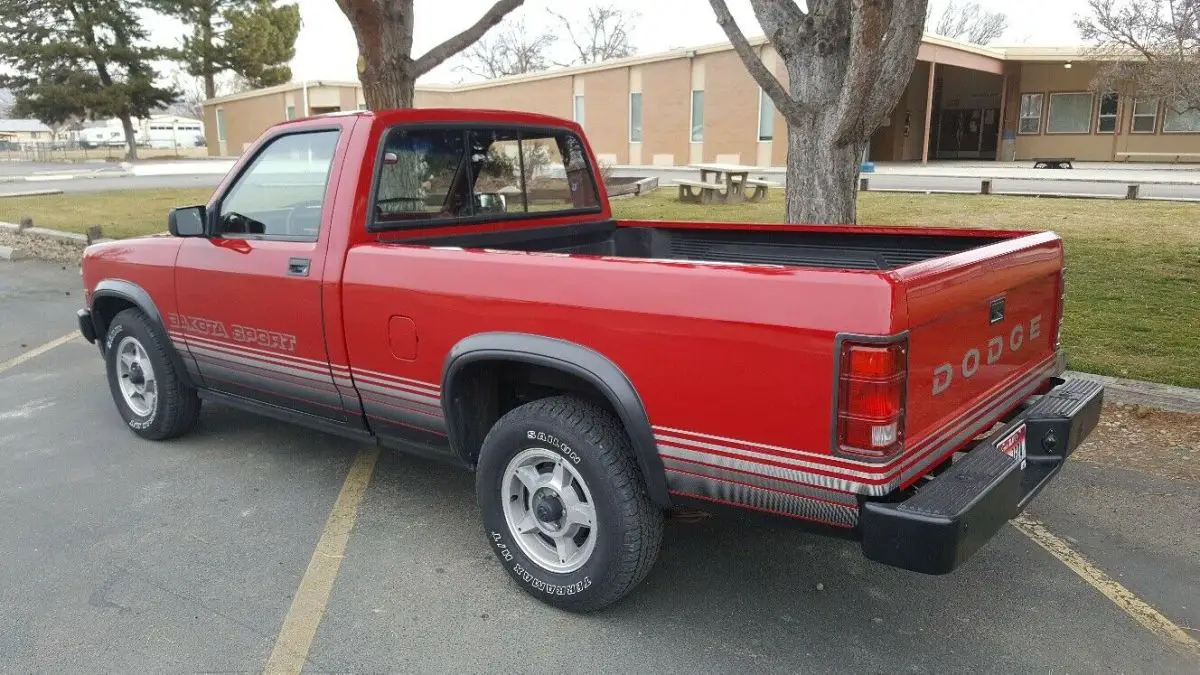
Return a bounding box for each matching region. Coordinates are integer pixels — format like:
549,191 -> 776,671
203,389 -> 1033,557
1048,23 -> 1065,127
405,219 -> 1013,271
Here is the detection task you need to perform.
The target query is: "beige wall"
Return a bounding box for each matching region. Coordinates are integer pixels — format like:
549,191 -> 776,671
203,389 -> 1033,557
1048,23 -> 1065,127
580,67 -> 631,164
207,91 -> 288,155
640,58 -> 692,167
203,44 -> 1200,164
1006,62 -> 1191,161
699,50 -> 760,164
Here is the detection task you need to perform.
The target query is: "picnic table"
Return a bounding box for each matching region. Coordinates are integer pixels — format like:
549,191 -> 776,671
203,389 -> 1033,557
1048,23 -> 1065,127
676,163 -> 778,204
690,163 -> 756,203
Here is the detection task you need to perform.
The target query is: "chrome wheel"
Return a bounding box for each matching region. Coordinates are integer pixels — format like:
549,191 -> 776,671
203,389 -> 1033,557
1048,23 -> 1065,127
502,447 -> 597,574
115,336 -> 157,417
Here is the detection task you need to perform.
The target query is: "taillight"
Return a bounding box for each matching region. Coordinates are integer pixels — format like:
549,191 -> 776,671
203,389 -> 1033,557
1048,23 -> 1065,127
836,339 -> 908,460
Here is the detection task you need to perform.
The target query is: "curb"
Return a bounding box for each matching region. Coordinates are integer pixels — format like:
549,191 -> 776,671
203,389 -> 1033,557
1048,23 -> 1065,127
0,189 -> 64,199
0,220 -> 112,247
1064,370 -> 1200,414
0,244 -> 27,261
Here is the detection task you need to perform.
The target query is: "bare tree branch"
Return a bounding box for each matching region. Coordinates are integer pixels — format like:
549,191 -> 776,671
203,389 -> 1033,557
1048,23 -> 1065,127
1078,0 -> 1200,109
413,0 -> 524,76
457,18 -> 556,78
708,0 -> 805,118
860,0 -> 929,138
548,4 -> 638,65
928,0 -> 1008,44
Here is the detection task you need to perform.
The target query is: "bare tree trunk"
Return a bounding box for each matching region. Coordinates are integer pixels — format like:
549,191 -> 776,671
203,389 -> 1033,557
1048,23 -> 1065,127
119,113 -> 138,161
340,0 -> 523,110
361,64 -> 417,109
786,115 -> 861,224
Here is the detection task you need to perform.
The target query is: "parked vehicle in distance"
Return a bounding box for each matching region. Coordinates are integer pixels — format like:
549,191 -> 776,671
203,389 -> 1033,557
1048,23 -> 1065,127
76,108 -> 1103,612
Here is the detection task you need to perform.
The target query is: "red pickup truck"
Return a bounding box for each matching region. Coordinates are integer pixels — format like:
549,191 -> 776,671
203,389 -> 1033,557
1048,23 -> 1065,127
77,108 -> 1102,611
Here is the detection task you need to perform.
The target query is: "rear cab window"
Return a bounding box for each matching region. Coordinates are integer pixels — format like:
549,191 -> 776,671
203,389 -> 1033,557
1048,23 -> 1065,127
369,124 -> 601,230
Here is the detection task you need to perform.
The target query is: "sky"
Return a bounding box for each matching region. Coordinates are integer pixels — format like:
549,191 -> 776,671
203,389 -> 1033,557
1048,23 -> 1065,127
284,0 -> 1094,85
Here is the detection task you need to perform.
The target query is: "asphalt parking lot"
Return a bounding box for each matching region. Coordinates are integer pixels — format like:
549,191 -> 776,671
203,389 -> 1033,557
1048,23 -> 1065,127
2,259 -> 1198,673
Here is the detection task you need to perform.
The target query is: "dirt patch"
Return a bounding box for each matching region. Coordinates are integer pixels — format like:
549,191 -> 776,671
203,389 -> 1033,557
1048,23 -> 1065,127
0,229 -> 82,265
1074,402 -> 1200,484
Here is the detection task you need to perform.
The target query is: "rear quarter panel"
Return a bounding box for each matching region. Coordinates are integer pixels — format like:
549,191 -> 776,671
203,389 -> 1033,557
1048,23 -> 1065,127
340,244 -> 898,467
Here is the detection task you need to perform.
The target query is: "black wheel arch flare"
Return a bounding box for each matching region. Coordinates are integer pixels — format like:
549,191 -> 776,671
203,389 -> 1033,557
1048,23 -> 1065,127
89,279 -> 195,388
442,332 -> 672,508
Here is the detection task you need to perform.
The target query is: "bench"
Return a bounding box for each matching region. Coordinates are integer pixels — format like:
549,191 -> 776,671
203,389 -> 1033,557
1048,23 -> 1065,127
1033,157 -> 1074,169
733,176 -> 781,202
1115,152 -> 1200,163
675,178 -> 725,204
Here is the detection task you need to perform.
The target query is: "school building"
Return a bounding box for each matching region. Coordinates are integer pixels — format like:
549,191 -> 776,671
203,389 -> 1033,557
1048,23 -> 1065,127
201,34 -> 1200,164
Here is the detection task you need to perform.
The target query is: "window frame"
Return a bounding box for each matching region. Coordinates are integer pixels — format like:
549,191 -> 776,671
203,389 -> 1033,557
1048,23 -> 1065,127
1130,98 -> 1159,134
366,122 -> 604,234
573,95 -> 585,128
629,92 -> 642,143
212,127 -> 343,243
1045,91 -> 1095,135
690,90 -> 704,142
1162,101 -> 1200,133
1096,92 -> 1120,134
285,104 -> 296,121
757,88 -> 774,142
1018,93 -> 1043,135
215,108 -> 227,142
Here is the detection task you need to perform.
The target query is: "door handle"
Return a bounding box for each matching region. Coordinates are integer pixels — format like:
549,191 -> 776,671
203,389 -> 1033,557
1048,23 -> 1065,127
287,257 -> 311,277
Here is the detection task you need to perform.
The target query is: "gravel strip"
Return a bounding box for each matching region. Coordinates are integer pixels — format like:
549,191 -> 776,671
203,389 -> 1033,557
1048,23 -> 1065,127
0,229 -> 84,265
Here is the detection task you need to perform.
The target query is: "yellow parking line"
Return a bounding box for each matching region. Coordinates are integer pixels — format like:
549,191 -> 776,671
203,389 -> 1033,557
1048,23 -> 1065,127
0,332 -> 79,375
1013,515 -> 1200,660
264,447 -> 380,674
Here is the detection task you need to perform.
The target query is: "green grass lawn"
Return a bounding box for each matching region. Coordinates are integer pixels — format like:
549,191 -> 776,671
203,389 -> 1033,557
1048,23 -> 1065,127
3,187 -> 1196,388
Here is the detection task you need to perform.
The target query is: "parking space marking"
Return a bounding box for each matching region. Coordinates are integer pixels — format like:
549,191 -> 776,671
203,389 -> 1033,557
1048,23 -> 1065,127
1013,515 -> 1200,660
264,446 -> 380,674
0,332 -> 79,375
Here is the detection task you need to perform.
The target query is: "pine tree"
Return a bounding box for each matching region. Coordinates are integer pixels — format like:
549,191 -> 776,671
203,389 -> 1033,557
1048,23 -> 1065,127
153,0 -> 300,99
0,0 -> 177,160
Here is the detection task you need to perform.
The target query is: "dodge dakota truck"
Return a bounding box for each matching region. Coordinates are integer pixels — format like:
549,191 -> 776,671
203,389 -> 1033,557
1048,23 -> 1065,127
76,108 -> 1102,612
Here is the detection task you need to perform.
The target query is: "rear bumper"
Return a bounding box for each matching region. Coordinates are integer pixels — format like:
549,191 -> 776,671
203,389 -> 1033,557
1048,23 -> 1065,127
859,377 -> 1104,575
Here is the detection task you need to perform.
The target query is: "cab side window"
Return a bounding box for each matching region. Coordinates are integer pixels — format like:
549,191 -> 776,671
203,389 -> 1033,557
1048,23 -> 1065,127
217,130 -> 340,240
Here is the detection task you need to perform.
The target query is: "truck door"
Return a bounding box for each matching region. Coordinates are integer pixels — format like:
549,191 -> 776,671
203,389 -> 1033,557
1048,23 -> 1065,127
172,128 -> 349,423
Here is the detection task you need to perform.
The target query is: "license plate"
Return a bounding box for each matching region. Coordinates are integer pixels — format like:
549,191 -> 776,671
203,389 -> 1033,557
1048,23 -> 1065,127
997,424 -> 1027,469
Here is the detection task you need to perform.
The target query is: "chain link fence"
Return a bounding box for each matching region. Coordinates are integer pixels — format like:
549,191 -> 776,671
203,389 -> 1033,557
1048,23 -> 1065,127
0,141 -> 210,163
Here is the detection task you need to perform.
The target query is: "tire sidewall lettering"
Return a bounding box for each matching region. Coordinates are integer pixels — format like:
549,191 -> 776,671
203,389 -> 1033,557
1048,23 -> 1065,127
489,535 -> 593,597
106,322 -> 159,430
525,429 -> 582,465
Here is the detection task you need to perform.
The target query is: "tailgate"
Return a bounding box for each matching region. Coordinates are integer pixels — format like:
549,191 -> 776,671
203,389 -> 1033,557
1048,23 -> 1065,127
897,232 -> 1064,471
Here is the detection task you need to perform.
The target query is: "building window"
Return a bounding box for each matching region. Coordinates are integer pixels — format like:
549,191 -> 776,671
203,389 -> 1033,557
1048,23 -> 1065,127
690,90 -> 704,142
1097,93 -> 1119,133
758,88 -> 774,141
358,103 -> 367,111
1018,93 -> 1043,134
216,108 -> 226,142
629,92 -> 642,142
1046,92 -> 1094,134
1163,102 -> 1200,132
285,104 -> 296,121
1131,99 -> 1159,133
573,95 -> 585,128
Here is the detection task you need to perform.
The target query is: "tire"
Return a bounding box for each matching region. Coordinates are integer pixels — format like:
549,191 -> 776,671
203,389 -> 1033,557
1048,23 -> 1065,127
104,308 -> 201,441
476,395 -> 663,612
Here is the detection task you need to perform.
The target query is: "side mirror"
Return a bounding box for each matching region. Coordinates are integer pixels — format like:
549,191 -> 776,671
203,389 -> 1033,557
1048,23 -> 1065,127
168,205 -> 207,237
